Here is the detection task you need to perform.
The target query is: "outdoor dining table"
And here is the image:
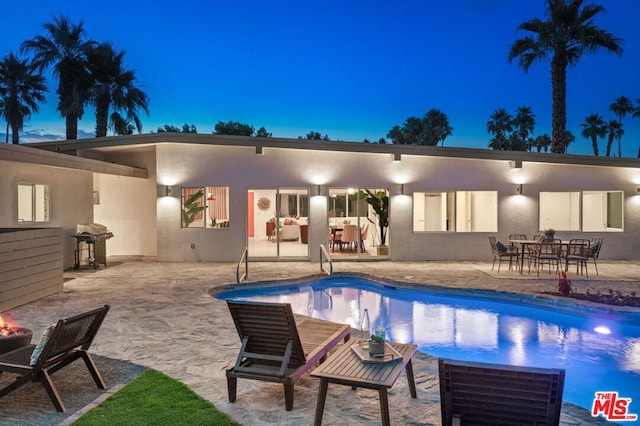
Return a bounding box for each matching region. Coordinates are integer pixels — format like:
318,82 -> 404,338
508,239 -> 570,274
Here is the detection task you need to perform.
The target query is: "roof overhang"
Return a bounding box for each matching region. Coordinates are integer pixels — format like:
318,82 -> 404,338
0,142 -> 148,178
24,133 -> 640,170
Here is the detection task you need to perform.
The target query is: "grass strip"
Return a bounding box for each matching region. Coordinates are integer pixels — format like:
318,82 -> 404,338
73,369 -> 239,425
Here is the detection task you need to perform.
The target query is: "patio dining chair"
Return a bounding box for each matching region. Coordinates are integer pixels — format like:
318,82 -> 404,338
565,239 -> 590,278
589,237 -> 603,276
489,236 -> 519,273
531,239 -> 562,277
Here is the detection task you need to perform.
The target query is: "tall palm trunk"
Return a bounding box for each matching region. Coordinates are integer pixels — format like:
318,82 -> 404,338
551,55 -> 567,153
10,123 -> 19,144
66,115 -> 78,140
606,133 -> 614,157
591,135 -> 599,156
94,95 -> 110,137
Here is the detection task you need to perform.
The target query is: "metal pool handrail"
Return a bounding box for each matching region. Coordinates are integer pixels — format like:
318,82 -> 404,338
320,244 -> 333,275
236,246 -> 248,283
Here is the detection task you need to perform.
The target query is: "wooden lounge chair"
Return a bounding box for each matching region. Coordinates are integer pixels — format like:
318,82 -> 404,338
0,305 -> 110,412
438,358 -> 565,426
226,300 -> 350,411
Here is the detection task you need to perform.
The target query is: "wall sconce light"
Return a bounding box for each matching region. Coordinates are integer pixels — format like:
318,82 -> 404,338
164,185 -> 171,197
317,185 -> 323,196
515,184 -> 523,195
400,184 -> 405,195
255,146 -> 263,155
509,160 -> 523,169
393,153 -> 402,162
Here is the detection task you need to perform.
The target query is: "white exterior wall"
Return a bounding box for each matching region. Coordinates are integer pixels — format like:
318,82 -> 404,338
0,159 -> 93,269
150,141 -> 640,261
94,148 -> 157,257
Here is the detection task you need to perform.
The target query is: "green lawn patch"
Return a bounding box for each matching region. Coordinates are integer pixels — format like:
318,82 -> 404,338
73,369 -> 239,425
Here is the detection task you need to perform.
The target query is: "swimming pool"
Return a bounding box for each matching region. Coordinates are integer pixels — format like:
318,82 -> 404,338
214,274 -> 640,412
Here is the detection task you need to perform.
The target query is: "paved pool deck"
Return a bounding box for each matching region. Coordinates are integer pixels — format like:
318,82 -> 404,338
3,258 -> 639,425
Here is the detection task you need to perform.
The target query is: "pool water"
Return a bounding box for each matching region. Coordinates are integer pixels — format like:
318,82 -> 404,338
215,275 -> 640,411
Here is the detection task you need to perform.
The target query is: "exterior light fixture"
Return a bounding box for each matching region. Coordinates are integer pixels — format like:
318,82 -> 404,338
164,185 -> 171,197
400,184 -> 405,195
516,184 -> 523,195
317,185 -> 323,196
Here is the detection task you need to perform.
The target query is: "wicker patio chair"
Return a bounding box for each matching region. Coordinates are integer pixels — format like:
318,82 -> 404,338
226,300 -> 350,411
0,305 -> 110,412
588,237 -> 603,276
489,236 -> 520,273
565,239 -> 591,278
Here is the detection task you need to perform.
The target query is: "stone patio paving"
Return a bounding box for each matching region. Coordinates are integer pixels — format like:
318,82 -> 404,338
1,258 -> 639,425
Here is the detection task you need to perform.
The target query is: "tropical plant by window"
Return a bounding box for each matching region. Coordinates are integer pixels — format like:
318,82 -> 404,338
182,189 -> 204,227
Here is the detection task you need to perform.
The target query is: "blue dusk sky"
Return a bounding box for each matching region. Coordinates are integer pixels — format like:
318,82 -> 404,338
2,0 -> 640,156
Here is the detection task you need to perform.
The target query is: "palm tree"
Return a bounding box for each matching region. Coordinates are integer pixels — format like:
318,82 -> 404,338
423,108 -> 453,146
487,108 -> 512,150
85,42 -> 149,137
580,114 -> 606,156
21,15 -> 96,140
508,0 -> 622,154
604,120 -> 623,157
0,53 -> 48,144
632,99 -> 640,157
609,96 -> 633,157
512,106 -> 536,151
534,134 -> 552,152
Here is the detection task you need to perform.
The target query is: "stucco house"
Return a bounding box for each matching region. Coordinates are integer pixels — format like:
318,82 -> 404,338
2,133 -> 639,272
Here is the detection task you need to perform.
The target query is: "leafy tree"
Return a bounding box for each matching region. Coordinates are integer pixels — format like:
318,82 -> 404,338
486,108 -> 513,150
512,106 -> 536,151
255,126 -> 271,137
387,109 -> 452,145
21,15 -> 96,140
214,120 -> 254,136
609,96 -> 633,157
156,123 -> 197,133
85,42 -> 149,137
508,0 -> 622,153
604,120 -> 623,157
299,131 -> 329,140
0,53 -> 48,144
580,114 -> 606,156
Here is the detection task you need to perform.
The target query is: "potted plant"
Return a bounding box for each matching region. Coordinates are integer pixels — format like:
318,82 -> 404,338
369,327 -> 386,356
543,228 -> 556,242
360,189 -> 389,255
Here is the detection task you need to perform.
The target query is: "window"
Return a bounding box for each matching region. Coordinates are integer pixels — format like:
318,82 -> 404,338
277,191 -> 308,218
329,189 -> 367,220
18,183 -> 49,223
539,192 -> 580,231
455,191 -> 497,232
413,191 -> 497,232
413,192 -> 455,231
582,191 -> 623,232
181,186 -> 229,228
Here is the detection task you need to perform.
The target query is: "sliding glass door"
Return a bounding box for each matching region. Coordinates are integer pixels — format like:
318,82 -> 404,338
247,188 -> 309,258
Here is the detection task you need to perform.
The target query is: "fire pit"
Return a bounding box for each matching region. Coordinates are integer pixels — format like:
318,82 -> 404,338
0,315 -> 33,355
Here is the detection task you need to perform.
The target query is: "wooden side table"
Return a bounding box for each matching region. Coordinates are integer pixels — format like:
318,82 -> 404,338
311,342 -> 417,426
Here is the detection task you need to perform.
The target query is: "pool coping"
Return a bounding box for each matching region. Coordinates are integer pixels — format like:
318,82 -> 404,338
211,271 -> 640,326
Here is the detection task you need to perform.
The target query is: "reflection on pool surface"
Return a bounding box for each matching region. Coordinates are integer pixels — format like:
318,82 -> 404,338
215,275 -> 640,411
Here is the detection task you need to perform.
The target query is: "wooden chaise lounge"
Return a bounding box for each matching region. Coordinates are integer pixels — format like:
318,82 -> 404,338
438,358 -> 565,425
226,300 -> 350,411
0,305 -> 110,412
